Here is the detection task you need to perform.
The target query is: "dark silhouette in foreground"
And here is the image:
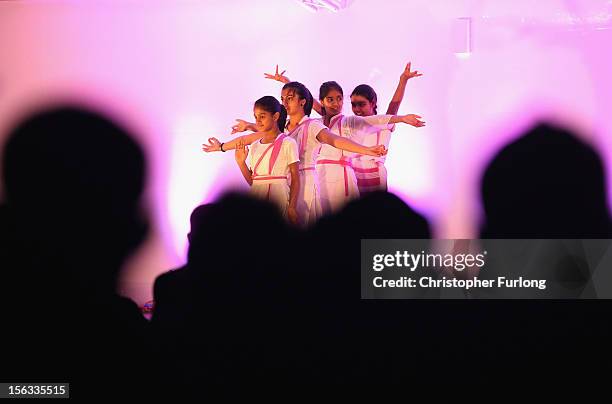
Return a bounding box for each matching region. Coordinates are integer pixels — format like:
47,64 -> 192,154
0,106 -> 153,398
477,122 -> 612,383
3,113 -> 611,395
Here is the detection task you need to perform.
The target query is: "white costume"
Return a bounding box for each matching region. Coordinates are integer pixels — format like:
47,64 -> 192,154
284,116 -> 327,227
352,125 -> 394,193
249,134 -> 299,218
316,114 -> 393,213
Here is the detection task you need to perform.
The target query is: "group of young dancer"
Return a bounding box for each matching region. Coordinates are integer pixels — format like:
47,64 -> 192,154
202,62 -> 425,226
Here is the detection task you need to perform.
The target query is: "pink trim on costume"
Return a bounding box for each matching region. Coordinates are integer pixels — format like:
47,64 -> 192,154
353,166 -> 379,174
268,134 -> 287,173
317,158 -> 353,197
252,135 -> 290,203
329,114 -> 343,132
356,177 -> 381,187
252,175 -> 288,181
253,134 -> 288,178
253,174 -> 288,202
316,159 -> 353,167
321,115 -> 351,197
252,143 -> 275,177
286,121 -> 304,138
286,119 -> 312,159
301,120 -> 310,158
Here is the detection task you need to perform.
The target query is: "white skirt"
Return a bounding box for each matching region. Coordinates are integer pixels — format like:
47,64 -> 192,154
316,161 -> 359,215
250,178 -> 290,218
294,167 -> 322,227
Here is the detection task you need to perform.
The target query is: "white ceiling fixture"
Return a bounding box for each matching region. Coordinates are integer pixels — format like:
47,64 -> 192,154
296,0 -> 353,13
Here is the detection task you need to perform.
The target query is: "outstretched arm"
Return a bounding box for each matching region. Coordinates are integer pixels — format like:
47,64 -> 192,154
343,115 -> 425,142
386,62 -> 422,115
264,64 -> 323,116
316,128 -> 387,157
388,114 -> 426,127
234,139 -> 252,186
202,132 -> 263,153
231,119 -> 257,134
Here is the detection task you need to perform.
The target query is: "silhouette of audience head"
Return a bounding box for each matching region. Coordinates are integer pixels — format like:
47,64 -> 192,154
2,105 -> 148,290
307,191 -> 430,302
186,203 -> 214,244
480,122 -> 611,238
316,191 -> 431,239
185,192 -> 289,266
0,105 -> 154,397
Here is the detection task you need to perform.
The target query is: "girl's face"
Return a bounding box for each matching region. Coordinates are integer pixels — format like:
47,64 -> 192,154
320,89 -> 343,117
253,106 -> 278,132
281,88 -> 304,116
350,94 -> 375,116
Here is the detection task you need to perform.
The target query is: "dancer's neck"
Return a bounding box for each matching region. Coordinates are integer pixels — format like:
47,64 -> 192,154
260,128 -> 281,144
287,112 -> 306,131
324,112 -> 340,128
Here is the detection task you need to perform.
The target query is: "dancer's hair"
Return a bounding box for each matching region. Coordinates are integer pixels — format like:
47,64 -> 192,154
282,81 -> 314,116
351,84 -> 378,114
254,96 -> 287,131
319,81 -> 344,117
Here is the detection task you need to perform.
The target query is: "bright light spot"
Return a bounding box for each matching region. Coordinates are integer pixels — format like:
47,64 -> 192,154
455,52 -> 472,59
387,128 -> 434,199
168,114 -> 226,259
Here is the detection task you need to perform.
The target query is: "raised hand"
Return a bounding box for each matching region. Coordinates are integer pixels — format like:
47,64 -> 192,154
202,137 -> 222,152
231,119 -> 252,134
235,138 -> 249,163
401,114 -> 426,127
400,62 -> 423,81
264,64 -> 290,84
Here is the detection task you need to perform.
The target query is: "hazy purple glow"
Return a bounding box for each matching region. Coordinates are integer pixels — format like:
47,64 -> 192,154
1,0 -> 611,304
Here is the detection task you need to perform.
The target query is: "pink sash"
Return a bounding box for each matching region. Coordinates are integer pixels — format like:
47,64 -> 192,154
353,166 -> 379,174
252,143 -> 275,178
317,157 -> 353,197
252,134 -> 289,200
329,114 -> 343,133
320,115 -> 352,196
356,177 -> 381,188
286,119 -> 312,161
268,134 -> 288,174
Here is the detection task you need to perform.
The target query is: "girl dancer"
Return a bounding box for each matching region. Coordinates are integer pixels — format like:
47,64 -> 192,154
315,80 -> 425,213
263,62 -> 420,120
202,84 -> 387,226
262,62 -> 424,210
350,62 -> 422,193
232,96 -> 300,224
